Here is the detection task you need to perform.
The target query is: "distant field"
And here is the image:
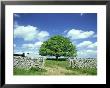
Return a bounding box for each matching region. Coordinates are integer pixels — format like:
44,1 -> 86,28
14,59 -> 97,75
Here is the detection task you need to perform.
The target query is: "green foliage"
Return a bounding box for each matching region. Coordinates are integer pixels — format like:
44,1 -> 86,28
39,35 -> 77,59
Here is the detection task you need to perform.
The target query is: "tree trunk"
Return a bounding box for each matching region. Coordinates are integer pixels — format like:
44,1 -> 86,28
56,56 -> 59,60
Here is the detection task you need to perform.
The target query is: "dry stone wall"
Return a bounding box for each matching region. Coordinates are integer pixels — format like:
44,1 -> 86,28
14,56 -> 97,70
68,58 -> 97,69
13,56 -> 46,70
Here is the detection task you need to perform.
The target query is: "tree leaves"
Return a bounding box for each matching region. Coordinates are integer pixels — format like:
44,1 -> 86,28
39,35 -> 77,59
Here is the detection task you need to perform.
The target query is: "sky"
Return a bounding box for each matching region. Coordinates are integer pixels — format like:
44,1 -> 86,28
14,13 -> 97,58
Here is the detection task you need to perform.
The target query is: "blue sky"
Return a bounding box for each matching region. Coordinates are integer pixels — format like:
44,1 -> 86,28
14,13 -> 97,58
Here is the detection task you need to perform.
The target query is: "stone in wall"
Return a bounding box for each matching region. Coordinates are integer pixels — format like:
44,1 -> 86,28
13,56 -> 46,70
68,58 -> 97,69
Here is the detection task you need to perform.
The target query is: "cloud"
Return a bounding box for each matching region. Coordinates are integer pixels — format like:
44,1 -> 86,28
88,42 -> 97,49
76,41 -> 97,58
22,44 -> 35,49
14,23 -> 50,41
77,49 -> 97,58
77,41 -> 92,48
77,41 -> 97,49
37,31 -> 50,41
14,14 -> 20,18
21,41 -> 43,55
14,51 -> 23,54
34,41 -> 43,48
14,50 -> 36,55
14,21 -> 19,28
66,29 -> 95,40
14,44 -> 16,47
14,25 -> 38,41
22,41 -> 43,50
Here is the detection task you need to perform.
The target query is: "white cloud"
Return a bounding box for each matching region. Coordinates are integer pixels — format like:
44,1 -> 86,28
22,41 -> 43,50
14,23 -> 49,41
22,44 -> 35,49
14,25 -> 38,41
77,49 -> 97,58
34,41 -> 43,48
14,14 -> 20,18
14,44 -> 16,47
77,41 -> 97,50
37,31 -> 49,41
14,50 -> 23,54
77,41 -> 92,48
77,41 -> 97,58
14,50 -> 36,55
14,52 -> 23,54
88,42 -> 97,49
14,21 -> 19,28
67,29 -> 95,40
21,41 -> 43,55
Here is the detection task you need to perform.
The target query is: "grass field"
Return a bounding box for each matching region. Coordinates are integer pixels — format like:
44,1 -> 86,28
14,59 -> 97,75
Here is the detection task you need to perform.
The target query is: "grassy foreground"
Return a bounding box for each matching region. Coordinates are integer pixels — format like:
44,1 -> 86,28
14,59 -> 97,75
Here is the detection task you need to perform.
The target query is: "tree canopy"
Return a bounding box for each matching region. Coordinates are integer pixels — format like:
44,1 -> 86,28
39,35 -> 77,59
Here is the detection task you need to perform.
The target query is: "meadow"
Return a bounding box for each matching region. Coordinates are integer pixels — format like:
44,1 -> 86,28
14,59 -> 97,75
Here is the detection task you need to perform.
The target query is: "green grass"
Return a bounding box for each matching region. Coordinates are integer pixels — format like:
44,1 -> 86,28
66,67 -> 97,75
14,67 -> 47,75
45,59 -> 68,68
14,59 -> 97,75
